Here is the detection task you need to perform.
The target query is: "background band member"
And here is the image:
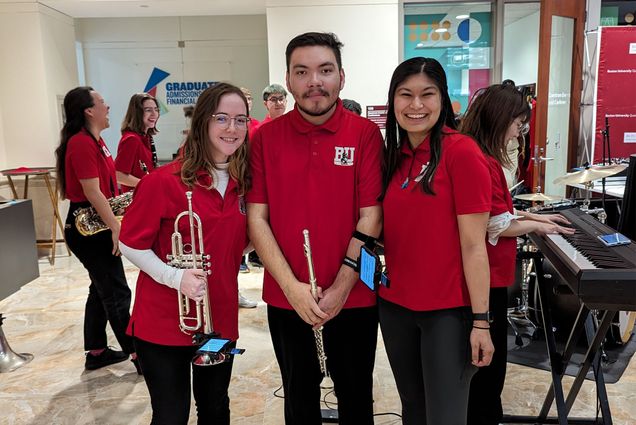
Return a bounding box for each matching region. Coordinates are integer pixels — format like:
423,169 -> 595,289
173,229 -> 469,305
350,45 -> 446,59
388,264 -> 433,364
115,93 -> 160,192
260,83 -> 287,125
459,83 -> 574,425
54,86 -> 137,372
379,57 -> 494,425
247,32 -> 383,425
119,83 -> 249,425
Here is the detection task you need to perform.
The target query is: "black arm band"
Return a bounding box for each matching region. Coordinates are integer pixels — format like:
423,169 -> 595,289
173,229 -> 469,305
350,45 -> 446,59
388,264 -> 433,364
342,256 -> 359,272
353,230 -> 376,247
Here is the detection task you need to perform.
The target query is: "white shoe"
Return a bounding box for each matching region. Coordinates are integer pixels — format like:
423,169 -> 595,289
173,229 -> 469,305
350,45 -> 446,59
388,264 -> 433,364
238,293 -> 257,308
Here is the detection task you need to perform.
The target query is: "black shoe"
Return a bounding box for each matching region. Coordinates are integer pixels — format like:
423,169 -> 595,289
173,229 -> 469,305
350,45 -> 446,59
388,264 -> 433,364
131,357 -> 143,375
85,347 -> 128,370
248,252 -> 263,268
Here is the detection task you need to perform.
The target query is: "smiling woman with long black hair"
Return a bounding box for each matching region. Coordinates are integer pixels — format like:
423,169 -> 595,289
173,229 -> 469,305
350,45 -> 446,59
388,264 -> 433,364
378,58 -> 494,425
55,86 -> 137,373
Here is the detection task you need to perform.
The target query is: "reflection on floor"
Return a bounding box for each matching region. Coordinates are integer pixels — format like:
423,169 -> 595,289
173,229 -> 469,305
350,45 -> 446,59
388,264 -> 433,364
1,254 -> 635,424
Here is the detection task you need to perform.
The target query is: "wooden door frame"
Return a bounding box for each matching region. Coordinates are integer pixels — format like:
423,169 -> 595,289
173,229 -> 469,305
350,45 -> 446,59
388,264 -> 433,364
534,0 -> 585,192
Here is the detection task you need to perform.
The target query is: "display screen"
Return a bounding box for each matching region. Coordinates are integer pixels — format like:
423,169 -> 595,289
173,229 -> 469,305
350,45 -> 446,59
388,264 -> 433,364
597,232 -> 631,247
198,338 -> 230,353
359,246 -> 377,291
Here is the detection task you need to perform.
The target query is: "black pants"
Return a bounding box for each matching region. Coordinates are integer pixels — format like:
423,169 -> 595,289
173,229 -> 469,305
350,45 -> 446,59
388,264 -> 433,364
467,287 -> 508,425
267,305 -> 378,425
65,207 -> 133,354
379,298 -> 477,425
134,337 -> 234,425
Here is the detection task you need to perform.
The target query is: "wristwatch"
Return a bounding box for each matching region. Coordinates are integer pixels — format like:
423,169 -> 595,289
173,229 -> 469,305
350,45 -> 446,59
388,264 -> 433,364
472,312 -> 493,323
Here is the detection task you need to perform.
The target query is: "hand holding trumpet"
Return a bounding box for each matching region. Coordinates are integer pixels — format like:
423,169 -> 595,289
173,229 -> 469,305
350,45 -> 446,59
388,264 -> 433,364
180,269 -> 208,302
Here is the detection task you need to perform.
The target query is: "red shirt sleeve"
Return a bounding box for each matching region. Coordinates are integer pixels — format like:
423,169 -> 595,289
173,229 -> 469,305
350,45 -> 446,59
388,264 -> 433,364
246,129 -> 267,204
115,133 -> 140,174
68,135 -> 100,180
447,136 -> 491,215
120,172 -> 167,250
488,157 -> 512,216
357,122 -> 384,208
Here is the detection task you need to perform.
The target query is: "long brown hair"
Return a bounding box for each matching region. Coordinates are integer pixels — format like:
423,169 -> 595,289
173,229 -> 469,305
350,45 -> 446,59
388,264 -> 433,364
55,86 -> 95,200
180,83 -> 250,195
459,84 -> 530,168
121,93 -> 159,136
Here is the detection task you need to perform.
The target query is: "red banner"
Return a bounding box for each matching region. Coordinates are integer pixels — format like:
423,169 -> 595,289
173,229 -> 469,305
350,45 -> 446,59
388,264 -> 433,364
594,26 -> 636,162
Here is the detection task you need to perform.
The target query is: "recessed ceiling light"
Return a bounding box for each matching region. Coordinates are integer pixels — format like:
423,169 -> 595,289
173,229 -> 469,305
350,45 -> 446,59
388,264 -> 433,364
456,14 -> 469,20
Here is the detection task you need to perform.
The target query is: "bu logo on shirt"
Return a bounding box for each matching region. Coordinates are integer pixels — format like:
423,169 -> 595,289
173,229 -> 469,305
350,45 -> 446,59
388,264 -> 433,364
333,146 -> 355,166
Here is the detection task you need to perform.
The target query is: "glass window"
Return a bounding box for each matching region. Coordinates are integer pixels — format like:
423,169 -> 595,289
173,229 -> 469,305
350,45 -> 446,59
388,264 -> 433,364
404,2 -> 493,115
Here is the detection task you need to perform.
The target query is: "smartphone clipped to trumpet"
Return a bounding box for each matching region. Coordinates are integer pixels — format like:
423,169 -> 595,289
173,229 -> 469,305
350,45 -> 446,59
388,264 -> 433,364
597,232 -> 632,247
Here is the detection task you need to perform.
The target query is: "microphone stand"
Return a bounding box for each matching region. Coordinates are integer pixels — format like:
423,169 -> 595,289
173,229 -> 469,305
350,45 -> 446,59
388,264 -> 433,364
599,116 -> 611,212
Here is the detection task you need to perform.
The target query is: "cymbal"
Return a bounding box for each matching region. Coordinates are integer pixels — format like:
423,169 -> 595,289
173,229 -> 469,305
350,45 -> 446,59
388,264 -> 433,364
553,164 -> 627,185
514,192 -> 563,202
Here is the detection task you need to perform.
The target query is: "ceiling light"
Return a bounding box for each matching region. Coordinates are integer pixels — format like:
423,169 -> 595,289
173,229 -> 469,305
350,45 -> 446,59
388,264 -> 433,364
456,14 -> 469,20
435,28 -> 448,33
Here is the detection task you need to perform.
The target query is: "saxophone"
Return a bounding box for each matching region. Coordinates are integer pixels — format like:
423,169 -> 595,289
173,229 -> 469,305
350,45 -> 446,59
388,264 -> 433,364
302,229 -> 329,377
74,192 -> 133,236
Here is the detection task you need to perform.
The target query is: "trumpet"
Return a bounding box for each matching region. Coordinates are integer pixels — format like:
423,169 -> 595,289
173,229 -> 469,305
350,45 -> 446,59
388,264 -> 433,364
166,191 -> 213,337
302,229 -> 329,377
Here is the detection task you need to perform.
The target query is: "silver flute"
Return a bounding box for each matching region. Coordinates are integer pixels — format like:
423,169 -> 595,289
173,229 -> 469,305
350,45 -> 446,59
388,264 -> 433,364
302,229 -> 329,377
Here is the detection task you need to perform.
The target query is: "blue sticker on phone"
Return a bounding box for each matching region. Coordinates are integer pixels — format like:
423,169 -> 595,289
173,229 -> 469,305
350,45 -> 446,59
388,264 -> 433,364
198,338 -> 231,353
360,247 -> 377,291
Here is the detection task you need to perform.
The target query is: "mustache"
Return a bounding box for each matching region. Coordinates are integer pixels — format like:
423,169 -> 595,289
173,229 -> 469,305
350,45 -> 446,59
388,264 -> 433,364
302,89 -> 329,98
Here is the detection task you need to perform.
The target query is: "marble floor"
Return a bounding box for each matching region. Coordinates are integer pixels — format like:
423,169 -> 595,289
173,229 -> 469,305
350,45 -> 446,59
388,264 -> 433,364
0,251 -> 635,425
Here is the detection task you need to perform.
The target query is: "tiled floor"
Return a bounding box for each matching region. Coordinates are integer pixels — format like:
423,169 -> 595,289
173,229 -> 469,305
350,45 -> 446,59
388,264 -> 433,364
0,253 -> 634,424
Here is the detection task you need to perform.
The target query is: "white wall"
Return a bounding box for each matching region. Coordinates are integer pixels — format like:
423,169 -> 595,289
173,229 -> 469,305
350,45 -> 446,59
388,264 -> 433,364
266,0 -> 399,117
0,2 -> 76,169
76,15 -> 269,159
0,2 -> 77,242
502,10 -> 540,86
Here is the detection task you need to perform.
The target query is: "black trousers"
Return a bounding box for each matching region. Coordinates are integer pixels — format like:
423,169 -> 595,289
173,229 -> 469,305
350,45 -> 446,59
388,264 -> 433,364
134,337 -> 234,425
379,298 -> 477,425
65,207 -> 134,354
267,305 -> 378,425
467,287 -> 508,425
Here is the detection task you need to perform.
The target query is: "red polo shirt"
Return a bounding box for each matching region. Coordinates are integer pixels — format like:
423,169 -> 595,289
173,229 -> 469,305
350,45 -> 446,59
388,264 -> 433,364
486,155 -> 517,288
64,129 -> 118,202
247,100 -> 383,309
248,117 -> 261,141
115,131 -> 155,193
120,161 -> 247,345
379,129 -> 491,311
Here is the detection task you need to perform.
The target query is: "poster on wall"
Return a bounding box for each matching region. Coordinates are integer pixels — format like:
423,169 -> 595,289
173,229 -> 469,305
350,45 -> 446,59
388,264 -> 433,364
593,26 -> 636,163
403,4 -> 492,114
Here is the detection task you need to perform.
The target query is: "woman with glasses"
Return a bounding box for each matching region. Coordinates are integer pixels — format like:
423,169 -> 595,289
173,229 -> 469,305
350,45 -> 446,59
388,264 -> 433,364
459,83 -> 574,425
261,83 -> 288,125
115,93 -> 160,192
119,83 -> 250,425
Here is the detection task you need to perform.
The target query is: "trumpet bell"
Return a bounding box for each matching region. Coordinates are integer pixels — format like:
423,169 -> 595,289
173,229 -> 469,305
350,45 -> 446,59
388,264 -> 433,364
192,352 -> 227,367
0,315 -> 34,373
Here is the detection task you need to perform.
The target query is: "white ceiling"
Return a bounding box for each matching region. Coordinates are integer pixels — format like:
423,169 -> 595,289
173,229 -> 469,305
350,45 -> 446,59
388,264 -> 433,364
39,0 -> 267,18
38,0 -> 539,21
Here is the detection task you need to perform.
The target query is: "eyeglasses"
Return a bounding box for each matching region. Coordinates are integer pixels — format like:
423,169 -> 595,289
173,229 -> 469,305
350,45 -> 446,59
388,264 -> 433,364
267,96 -> 286,104
211,113 -> 250,130
518,122 -> 530,136
143,107 -> 160,114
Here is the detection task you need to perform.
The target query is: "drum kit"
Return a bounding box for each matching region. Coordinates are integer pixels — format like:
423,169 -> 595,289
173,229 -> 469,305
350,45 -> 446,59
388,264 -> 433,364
508,163 -> 634,347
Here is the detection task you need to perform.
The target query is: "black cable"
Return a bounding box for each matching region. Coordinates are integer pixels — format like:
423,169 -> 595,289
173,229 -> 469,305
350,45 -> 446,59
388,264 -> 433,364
272,385 -> 284,399
273,384 -> 402,419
